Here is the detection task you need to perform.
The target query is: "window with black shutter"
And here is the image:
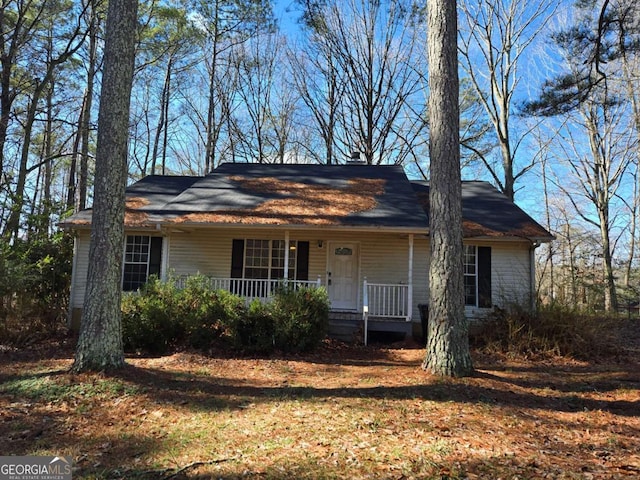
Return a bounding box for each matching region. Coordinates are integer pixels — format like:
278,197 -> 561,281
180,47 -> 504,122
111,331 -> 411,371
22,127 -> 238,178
230,239 -> 310,280
463,245 -> 491,308
122,235 -> 163,291
478,246 -> 492,308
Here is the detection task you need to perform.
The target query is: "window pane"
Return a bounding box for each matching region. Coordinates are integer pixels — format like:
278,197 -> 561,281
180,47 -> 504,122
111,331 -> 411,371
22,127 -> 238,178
243,239 -> 299,281
288,241 -> 297,270
245,267 -> 269,279
272,240 -> 285,269
464,275 -> 477,306
271,241 -> 297,279
245,239 -> 270,279
123,235 -> 151,291
123,263 -> 148,291
463,245 -> 477,306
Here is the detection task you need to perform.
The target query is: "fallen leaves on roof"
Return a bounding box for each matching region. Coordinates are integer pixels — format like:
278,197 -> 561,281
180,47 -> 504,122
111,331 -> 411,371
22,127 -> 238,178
124,211 -> 150,227
126,197 -> 150,210
124,197 -> 151,226
462,219 -> 550,239
63,197 -> 152,227
416,191 -> 550,239
171,176 -> 386,226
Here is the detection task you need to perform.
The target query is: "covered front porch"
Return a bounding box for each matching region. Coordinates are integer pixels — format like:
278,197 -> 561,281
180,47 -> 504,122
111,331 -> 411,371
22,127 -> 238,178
168,229 -> 423,344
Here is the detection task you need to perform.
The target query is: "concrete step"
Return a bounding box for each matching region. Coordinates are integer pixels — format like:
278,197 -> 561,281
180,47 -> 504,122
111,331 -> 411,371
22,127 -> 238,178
327,312 -> 416,342
328,318 -> 361,342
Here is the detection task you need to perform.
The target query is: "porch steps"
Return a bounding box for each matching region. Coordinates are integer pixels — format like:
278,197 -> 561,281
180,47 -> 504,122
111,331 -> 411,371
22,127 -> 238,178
328,311 -> 414,343
328,312 -> 362,342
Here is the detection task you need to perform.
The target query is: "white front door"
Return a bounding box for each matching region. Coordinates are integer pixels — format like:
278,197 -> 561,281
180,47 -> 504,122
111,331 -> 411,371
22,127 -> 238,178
327,243 -> 359,310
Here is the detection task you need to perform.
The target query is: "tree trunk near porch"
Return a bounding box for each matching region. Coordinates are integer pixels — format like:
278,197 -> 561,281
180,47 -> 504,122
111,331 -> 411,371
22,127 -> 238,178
422,0 -> 474,377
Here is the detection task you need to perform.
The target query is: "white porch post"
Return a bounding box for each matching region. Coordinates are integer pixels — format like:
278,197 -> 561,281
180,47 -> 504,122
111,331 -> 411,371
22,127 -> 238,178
363,277 -> 369,345
284,230 -> 290,280
408,234 -> 414,320
161,234 -> 170,281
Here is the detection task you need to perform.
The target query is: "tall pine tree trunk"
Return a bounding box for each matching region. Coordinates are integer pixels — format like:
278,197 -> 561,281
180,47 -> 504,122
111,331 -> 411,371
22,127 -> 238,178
4,78 -> 48,240
73,0 -> 138,373
78,1 -> 99,211
66,96 -> 84,211
422,0 -> 473,377
151,55 -> 173,175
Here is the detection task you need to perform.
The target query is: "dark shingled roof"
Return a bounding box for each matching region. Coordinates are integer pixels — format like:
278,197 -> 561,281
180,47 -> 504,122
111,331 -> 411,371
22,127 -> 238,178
62,175 -> 201,226
411,181 -> 553,241
162,163 -> 428,228
61,163 -> 553,242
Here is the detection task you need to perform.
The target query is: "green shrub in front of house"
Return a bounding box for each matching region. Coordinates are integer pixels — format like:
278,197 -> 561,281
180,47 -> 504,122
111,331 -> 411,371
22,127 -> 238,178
271,285 -> 330,353
121,278 -> 330,355
226,299 -> 276,353
225,285 -> 330,354
121,277 -> 185,354
177,275 -> 244,349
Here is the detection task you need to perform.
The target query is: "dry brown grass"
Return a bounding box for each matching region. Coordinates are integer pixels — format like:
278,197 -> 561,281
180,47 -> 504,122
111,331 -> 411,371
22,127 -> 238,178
1,337 -> 639,479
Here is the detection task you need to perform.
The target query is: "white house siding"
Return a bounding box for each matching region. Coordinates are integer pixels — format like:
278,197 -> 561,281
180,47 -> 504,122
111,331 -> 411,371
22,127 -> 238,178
464,240 -> 532,320
68,229 -> 159,328
70,231 -> 90,312
68,227 -> 532,332
166,228 -> 429,322
492,242 -> 532,305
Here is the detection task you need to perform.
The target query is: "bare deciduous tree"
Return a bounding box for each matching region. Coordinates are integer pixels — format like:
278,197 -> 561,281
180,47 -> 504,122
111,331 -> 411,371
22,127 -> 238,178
458,0 -> 558,200
296,0 -> 425,165
288,29 -> 344,164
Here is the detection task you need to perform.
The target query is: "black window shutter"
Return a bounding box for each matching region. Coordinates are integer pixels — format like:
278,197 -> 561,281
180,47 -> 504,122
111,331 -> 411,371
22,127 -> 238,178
231,239 -> 244,278
296,241 -> 309,281
478,246 -> 492,308
149,237 -> 163,277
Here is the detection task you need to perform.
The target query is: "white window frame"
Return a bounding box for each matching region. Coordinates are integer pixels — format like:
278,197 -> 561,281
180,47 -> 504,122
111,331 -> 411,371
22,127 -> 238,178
244,239 -> 297,280
123,235 -> 151,291
463,245 -> 478,307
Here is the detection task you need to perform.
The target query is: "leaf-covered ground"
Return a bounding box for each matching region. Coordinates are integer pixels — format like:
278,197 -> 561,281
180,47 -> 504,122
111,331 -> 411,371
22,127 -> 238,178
1,329 -> 639,479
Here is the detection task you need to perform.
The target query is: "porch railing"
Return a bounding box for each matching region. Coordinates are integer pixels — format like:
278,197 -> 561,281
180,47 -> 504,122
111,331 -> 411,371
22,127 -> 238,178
175,275 -> 322,302
362,278 -> 410,345
174,275 -> 411,345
